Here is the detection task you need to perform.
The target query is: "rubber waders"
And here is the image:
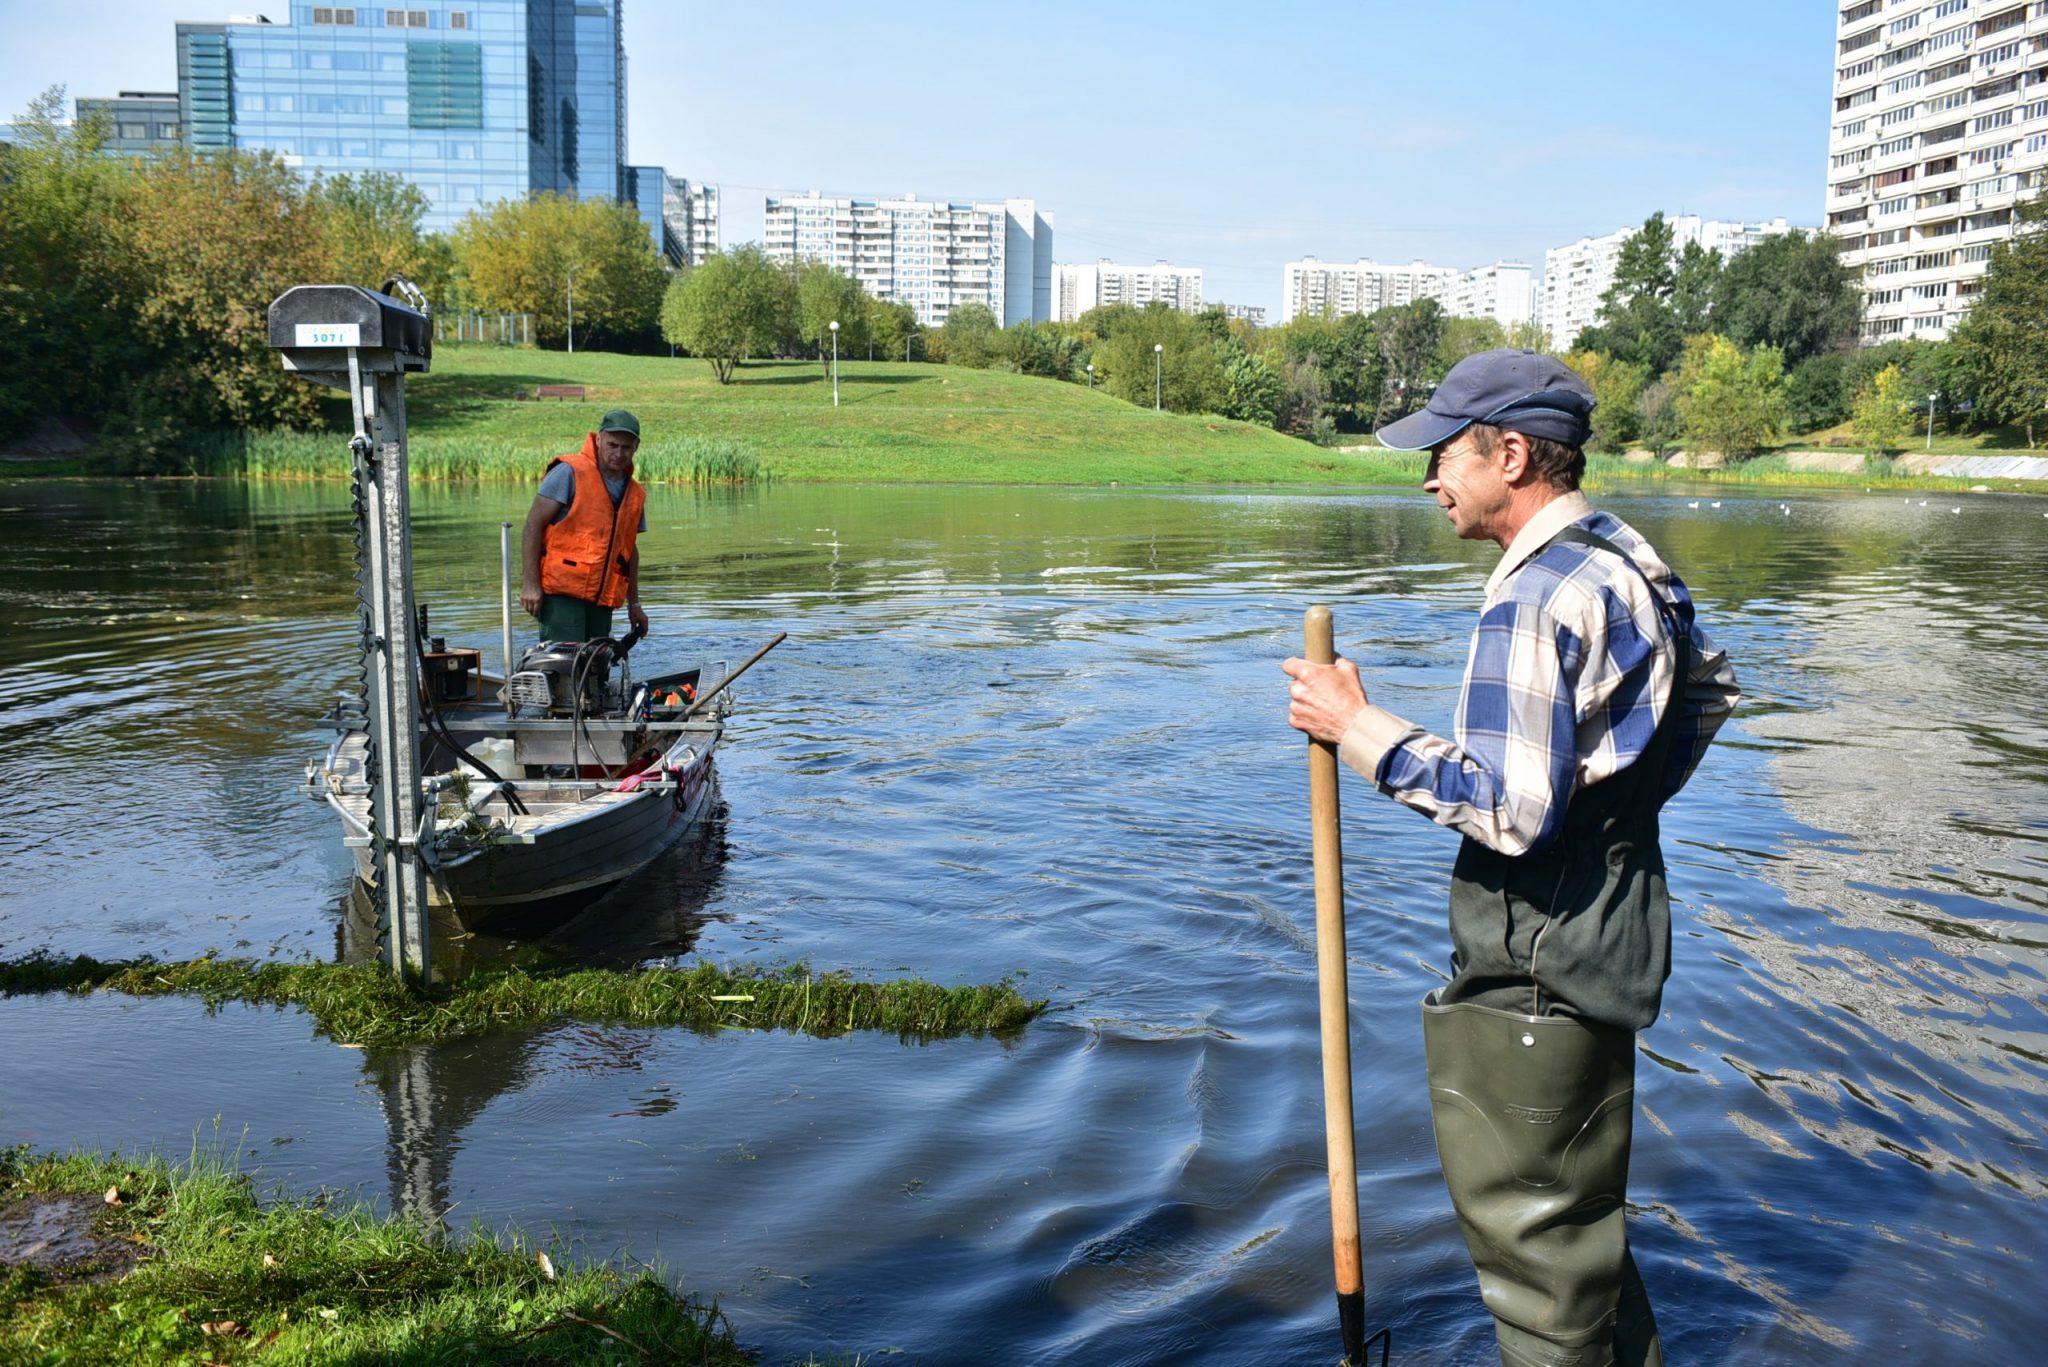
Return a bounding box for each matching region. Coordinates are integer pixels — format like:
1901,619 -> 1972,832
1422,995 -> 1664,1367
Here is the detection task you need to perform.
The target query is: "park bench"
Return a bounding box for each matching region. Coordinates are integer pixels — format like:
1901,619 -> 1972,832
533,384 -> 586,401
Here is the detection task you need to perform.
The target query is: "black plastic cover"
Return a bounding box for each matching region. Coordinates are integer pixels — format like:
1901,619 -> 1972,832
266,284 -> 431,364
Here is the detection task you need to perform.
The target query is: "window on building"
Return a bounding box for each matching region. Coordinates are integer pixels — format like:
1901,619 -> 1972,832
450,11 -> 468,28
386,10 -> 428,26
1933,0 -> 1969,16
312,7 -> 357,24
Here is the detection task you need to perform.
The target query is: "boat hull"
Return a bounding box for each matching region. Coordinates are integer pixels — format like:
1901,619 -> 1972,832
319,716 -> 721,925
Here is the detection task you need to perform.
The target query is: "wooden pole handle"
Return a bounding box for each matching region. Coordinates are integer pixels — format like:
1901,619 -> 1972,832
1306,605 -> 1366,1358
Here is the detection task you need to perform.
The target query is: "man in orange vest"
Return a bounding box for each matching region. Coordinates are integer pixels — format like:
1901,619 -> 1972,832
519,409 -> 650,643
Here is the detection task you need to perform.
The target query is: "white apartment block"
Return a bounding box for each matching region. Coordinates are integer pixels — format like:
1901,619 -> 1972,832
1540,215 -> 1795,349
1281,257 -> 1535,331
1053,260 -> 1204,321
1827,0 -> 2048,344
1450,261 -> 1537,332
763,192 -> 1054,328
1281,257 -> 1455,324
661,177 -> 719,267
1215,302 -> 1268,328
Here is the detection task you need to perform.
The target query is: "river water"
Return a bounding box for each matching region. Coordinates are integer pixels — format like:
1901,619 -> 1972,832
1,477 -> 2044,1364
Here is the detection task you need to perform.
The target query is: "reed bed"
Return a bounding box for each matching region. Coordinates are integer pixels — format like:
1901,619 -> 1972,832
0,1139 -> 750,1364
0,954 -> 1047,1048
1582,451 -> 2020,493
209,429 -> 771,485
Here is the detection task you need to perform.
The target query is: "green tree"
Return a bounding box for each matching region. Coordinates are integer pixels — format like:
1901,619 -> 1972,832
1951,191 -> 2048,446
1095,304 -> 1224,413
306,171 -> 451,303
109,146 -> 337,467
0,87 -> 136,439
1438,316 -> 1508,372
1636,379 -> 1683,456
1578,212 -> 1686,374
1849,363 -> 1915,454
1782,352 -> 1852,432
1375,299 -> 1446,427
1564,350 -> 1649,454
1672,334 -> 1785,460
1219,343 -> 1284,428
867,297 -> 920,361
1672,241 -> 1723,339
793,262 -> 870,370
1274,357 -> 1328,439
1298,311 -> 1379,427
1711,229 -> 1860,368
935,302 -> 1000,368
659,245 -> 781,383
452,192 -> 666,350
1002,321 -> 1083,379
1075,302 -> 1138,340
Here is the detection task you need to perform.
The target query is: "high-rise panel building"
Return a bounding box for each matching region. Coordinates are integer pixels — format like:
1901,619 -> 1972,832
1281,257 -> 1533,331
1052,260 -> 1203,320
654,174 -> 718,267
74,91 -> 183,155
1540,215 -> 1794,349
1449,261 -> 1536,332
1827,0 -> 2048,343
171,2 -> 661,243
764,192 -> 1054,327
1281,257 -> 1455,324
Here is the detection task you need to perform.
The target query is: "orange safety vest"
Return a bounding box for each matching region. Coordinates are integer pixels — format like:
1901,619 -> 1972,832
538,435 -> 646,609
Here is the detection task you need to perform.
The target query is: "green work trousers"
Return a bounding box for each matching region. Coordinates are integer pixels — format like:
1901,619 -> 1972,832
535,593 -> 613,643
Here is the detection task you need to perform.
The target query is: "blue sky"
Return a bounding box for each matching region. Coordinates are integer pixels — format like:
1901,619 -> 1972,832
0,1 -> 1837,314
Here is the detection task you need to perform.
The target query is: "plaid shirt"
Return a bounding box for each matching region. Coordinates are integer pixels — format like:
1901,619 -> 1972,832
1339,492 -> 1739,857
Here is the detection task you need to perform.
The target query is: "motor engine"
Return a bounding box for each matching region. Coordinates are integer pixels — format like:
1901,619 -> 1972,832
508,640 -> 620,717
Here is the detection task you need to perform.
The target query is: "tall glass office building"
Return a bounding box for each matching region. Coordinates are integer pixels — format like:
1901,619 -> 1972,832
175,2 -> 653,239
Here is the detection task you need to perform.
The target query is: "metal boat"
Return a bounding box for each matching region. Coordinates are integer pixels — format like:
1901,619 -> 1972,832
307,628 -> 756,924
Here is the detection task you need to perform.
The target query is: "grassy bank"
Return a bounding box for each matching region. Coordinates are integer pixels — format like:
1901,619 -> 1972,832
231,346 -> 1408,485
17,343 -> 2048,489
0,955 -> 1047,1048
0,1140 -> 750,1364
1582,450 -> 2035,493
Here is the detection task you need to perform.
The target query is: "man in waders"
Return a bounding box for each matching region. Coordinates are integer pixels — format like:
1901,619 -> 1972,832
520,409 -> 650,642
1282,350 -> 1738,1367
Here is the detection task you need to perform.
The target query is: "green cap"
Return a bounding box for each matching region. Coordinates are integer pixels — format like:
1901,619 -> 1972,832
597,409 -> 640,438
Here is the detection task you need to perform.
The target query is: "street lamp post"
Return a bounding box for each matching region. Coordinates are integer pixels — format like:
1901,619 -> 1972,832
1154,343 -> 1163,412
829,320 -> 840,407
1086,362 -> 1094,390
1926,391 -> 1940,450
565,267 -> 577,355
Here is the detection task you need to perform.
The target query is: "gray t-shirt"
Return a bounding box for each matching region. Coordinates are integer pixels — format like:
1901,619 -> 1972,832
538,461 -> 646,532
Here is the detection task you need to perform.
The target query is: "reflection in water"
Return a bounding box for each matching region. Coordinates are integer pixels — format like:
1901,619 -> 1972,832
353,816 -> 728,1228
334,808 -> 732,978
4,480 -> 2048,1363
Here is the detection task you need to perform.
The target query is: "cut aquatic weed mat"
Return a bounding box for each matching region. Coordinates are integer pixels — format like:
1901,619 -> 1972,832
0,1140 -> 750,1365
0,955 -> 1047,1048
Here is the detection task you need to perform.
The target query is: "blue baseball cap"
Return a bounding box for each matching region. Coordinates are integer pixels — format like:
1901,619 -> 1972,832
1374,349 -> 1596,451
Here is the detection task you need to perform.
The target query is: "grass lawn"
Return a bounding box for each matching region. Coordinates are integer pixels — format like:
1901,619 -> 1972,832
0,1140 -> 753,1365
363,345 -> 1407,485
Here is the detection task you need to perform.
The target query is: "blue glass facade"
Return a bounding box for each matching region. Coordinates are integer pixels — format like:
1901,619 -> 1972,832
173,2 -> 652,237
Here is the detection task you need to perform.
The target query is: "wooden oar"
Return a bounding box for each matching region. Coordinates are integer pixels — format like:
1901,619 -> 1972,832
1305,604 -> 1367,1364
